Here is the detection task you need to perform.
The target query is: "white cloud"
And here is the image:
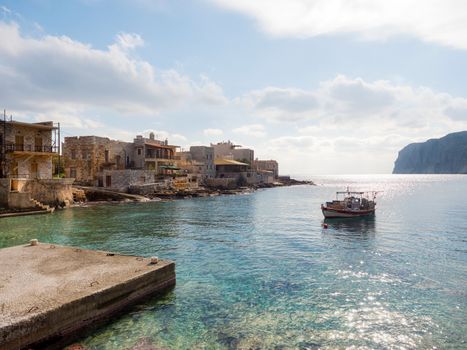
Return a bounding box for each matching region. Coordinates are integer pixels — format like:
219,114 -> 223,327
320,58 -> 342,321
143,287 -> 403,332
239,87 -> 318,122
203,128 -> 224,136
233,124 -> 266,137
209,0 -> 467,49
1,6 -> 11,15
242,75 -> 467,127
248,75 -> 467,173
114,32 -> 144,50
0,21 -> 227,118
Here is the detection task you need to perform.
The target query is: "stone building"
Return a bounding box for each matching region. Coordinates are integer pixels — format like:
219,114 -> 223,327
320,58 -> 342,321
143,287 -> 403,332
211,141 -> 254,165
206,158 -> 263,188
0,118 -> 73,210
63,132 -> 179,192
63,136 -> 129,186
190,146 -> 215,179
175,146 -> 215,186
0,120 -> 57,179
131,133 -> 178,175
253,159 -> 279,178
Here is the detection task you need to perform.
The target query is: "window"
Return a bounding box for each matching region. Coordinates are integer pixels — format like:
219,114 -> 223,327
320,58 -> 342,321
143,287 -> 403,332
70,167 -> 77,178
137,148 -> 142,156
71,149 -> 76,159
104,150 -> 109,162
35,137 -> 43,152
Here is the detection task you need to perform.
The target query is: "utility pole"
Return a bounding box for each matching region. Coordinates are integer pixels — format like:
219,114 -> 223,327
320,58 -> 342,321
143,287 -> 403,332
1,109 -> 5,178
57,122 -> 61,177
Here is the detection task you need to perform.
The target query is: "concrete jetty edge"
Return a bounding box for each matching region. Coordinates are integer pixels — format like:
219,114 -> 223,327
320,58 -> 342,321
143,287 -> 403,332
0,244 -> 176,350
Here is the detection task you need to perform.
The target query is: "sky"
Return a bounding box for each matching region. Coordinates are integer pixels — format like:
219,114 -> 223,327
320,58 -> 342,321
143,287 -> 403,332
1,0 -> 467,175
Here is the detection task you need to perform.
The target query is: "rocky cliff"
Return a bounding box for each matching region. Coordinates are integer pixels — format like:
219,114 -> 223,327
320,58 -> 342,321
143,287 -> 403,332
393,131 -> 467,174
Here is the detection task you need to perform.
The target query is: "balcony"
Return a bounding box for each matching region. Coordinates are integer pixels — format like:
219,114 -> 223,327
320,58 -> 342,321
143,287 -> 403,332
145,155 -> 175,160
5,144 -> 58,154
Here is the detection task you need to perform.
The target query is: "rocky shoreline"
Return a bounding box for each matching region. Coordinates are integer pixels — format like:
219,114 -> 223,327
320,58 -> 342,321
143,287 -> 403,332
72,179 -> 315,205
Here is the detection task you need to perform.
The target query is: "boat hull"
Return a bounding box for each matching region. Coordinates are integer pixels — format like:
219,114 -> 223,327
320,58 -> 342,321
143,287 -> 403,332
321,206 -> 375,218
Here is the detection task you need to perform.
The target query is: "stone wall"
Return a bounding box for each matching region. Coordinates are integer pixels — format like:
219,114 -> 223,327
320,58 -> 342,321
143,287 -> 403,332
22,179 -> 74,207
8,192 -> 32,209
205,178 -> 237,189
0,179 -> 10,208
102,169 -> 158,192
128,179 -> 172,195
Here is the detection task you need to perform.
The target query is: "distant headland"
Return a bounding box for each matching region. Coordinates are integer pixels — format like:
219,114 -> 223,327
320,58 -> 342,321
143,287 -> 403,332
393,131 -> 467,174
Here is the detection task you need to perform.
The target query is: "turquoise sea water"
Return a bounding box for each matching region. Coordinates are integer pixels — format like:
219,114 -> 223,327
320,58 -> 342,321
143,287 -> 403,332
1,175 -> 466,349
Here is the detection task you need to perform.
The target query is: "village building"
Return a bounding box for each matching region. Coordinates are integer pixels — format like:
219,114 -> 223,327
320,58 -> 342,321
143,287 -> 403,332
176,146 -> 215,182
253,159 -> 279,179
206,158 -> 263,188
211,141 -> 254,165
173,146 -> 215,190
63,136 -> 128,186
190,146 -> 216,179
131,133 -> 178,175
0,117 -> 73,210
63,132 -> 179,193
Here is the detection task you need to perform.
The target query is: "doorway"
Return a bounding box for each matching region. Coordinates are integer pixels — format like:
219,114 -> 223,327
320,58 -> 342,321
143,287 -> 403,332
30,162 -> 38,179
105,175 -> 112,187
35,137 -> 43,152
15,135 -> 24,151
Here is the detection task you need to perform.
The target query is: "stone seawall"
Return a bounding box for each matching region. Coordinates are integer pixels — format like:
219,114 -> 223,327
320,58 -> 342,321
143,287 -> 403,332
22,178 -> 74,207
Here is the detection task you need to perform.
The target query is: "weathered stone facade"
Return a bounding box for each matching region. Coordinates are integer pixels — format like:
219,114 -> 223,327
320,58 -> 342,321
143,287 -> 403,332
0,119 -> 73,210
175,146 -> 215,186
63,133 -> 179,190
21,179 -> 74,207
1,120 -> 57,179
0,178 -> 74,209
189,146 -> 215,180
101,169 -> 158,192
63,136 -> 129,186
132,133 -> 178,174
253,159 -> 279,178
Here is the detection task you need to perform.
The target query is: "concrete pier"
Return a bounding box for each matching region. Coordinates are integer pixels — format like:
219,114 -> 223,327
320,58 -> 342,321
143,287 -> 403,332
0,242 -> 175,350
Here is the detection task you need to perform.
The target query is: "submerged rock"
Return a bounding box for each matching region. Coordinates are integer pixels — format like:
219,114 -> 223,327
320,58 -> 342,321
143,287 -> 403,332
64,344 -> 88,350
129,337 -> 168,350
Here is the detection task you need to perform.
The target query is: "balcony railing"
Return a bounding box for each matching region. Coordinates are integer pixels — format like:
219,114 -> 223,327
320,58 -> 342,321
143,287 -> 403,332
145,154 -> 175,160
6,144 -> 58,153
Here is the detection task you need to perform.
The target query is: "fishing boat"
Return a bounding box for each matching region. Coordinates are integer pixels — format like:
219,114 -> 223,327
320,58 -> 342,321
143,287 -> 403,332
321,188 -> 378,218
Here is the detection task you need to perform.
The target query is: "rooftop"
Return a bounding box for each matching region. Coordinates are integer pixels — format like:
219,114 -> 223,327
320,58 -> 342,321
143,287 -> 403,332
5,120 -> 57,131
214,159 -> 249,166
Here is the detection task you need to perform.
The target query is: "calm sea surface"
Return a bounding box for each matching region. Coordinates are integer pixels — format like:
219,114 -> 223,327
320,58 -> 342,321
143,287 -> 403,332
1,175 -> 466,349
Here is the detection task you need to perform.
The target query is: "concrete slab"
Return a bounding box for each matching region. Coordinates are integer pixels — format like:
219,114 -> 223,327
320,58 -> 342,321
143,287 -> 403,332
0,242 -> 175,350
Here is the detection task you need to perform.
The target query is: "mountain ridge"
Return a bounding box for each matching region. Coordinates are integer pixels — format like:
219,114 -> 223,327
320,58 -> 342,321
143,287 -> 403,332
393,131 -> 467,174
